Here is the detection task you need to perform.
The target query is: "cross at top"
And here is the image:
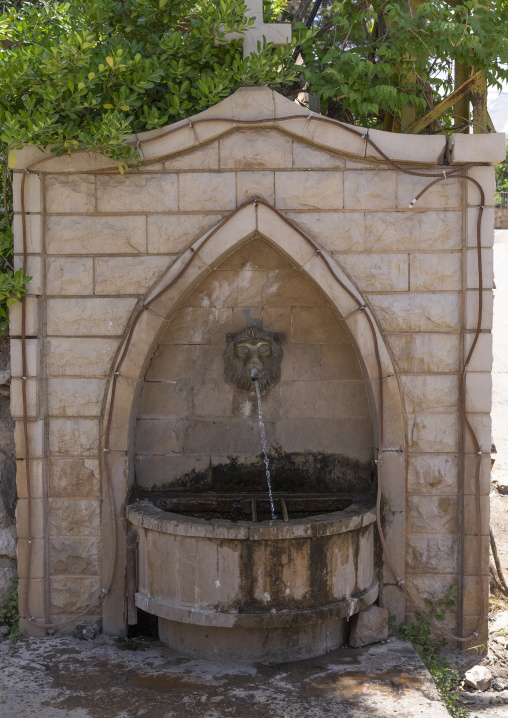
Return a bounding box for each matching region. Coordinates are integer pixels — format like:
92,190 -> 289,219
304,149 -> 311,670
225,0 -> 292,58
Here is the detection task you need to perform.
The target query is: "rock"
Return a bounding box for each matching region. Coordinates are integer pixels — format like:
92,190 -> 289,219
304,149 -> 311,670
73,624 -> 101,641
464,665 -> 493,692
349,605 -> 389,648
497,483 -> 508,495
0,625 -> 10,638
0,525 -> 17,560
492,676 -> 508,692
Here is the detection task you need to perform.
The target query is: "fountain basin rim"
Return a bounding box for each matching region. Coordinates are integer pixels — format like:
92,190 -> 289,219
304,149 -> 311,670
134,579 -> 379,629
127,497 -> 376,540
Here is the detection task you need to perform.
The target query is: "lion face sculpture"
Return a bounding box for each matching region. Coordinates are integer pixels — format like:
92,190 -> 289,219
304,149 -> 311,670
224,327 -> 283,393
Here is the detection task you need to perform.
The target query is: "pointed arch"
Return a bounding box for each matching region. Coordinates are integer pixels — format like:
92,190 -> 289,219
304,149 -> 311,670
101,200 -> 406,631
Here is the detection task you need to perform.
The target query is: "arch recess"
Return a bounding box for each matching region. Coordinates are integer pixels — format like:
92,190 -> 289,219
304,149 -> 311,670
102,200 -> 406,630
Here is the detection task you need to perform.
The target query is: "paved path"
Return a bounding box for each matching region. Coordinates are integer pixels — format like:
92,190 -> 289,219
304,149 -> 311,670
0,635 -> 449,718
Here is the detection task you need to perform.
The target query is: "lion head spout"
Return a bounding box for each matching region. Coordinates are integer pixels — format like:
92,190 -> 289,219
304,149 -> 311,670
224,327 -> 283,394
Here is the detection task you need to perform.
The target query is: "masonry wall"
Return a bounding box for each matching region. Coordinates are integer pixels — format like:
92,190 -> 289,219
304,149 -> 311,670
9,87 -> 502,642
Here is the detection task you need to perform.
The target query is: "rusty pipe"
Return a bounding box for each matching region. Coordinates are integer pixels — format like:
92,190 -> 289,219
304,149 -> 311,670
126,529 -> 139,626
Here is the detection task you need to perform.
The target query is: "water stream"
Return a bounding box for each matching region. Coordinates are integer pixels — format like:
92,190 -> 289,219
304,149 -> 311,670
253,378 -> 277,520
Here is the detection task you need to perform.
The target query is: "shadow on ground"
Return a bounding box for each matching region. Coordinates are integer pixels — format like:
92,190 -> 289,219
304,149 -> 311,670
0,635 -> 449,718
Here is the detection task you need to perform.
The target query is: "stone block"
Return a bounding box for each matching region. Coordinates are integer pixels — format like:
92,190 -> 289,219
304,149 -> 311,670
184,269 -> 238,307
464,332 -> 492,372
46,298 -> 137,336
45,175 -> 95,213
464,453 -> 491,496
9,297 -> 39,337
400,375 -> 458,414
407,414 -> 459,452
13,214 -> 42,254
464,495 -> 489,536
220,130 -> 292,169
162,307 -> 219,345
348,605 -> 388,647
94,256 -> 169,295
147,213 -> 225,255
50,537 -> 100,575
377,451 -> 405,513
117,308 -> 166,381
336,253 -> 408,292
275,418 -> 372,461
386,333 -> 459,374
407,454 -> 458,495
46,215 -> 146,255
409,253 -> 461,291
465,290 -> 493,331
12,172 -> 41,213
466,248 -> 493,289
287,212 -> 365,253
450,131 -> 506,164
407,496 -> 458,534
179,172 -> 236,211
368,293 -> 460,332
49,458 -> 100,498
262,306 -> 291,338
50,576 -> 101,614
291,306 -> 349,344
280,344 -> 320,381
365,211 -> 462,252
464,413 -> 491,454
463,574 -> 489,616
146,345 -> 223,382
280,379 -> 370,419
320,344 -> 363,380
219,237 -> 290,271
46,256 -> 94,295
135,418 -> 184,454
464,535 -> 489,576
192,382 -> 234,418
16,497 -> 44,539
47,378 -> 106,417
18,577 -> 45,618
97,173 -> 178,212
266,268 -> 325,307
17,538 -> 44,579
134,453 -> 211,489
106,375 -> 139,452
10,377 -> 38,419
406,534 -> 457,573
138,381 -> 191,418
344,171 -> 396,210
164,142 -> 219,170
13,255 -> 41,295
14,419 -> 44,459
236,171 -> 274,205
257,204 -> 315,268
48,418 -> 99,456
465,372 -> 492,414
45,337 -> 118,377
48,498 -> 100,537
467,166 -> 496,206
397,174 -> 462,209
183,419 -> 272,455
292,141 -> 345,169
275,171 -> 343,210
16,459 -> 44,499
468,207 -> 494,248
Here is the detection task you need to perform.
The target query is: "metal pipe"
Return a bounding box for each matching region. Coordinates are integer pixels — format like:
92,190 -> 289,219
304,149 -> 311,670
126,529 -> 139,626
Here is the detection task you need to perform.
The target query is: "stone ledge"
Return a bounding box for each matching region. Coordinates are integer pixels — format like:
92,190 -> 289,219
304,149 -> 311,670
135,578 -> 379,628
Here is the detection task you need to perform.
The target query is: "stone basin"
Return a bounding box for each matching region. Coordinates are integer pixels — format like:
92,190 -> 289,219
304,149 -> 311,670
127,496 -> 378,663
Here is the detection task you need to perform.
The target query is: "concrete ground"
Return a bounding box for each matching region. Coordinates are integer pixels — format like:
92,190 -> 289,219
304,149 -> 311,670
0,634 -> 450,718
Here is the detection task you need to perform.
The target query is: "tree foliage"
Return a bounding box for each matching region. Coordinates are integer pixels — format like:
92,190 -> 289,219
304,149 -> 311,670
0,0 -> 506,332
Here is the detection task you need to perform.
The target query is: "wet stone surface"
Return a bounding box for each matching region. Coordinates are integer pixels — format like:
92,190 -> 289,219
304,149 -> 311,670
0,636 -> 450,717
